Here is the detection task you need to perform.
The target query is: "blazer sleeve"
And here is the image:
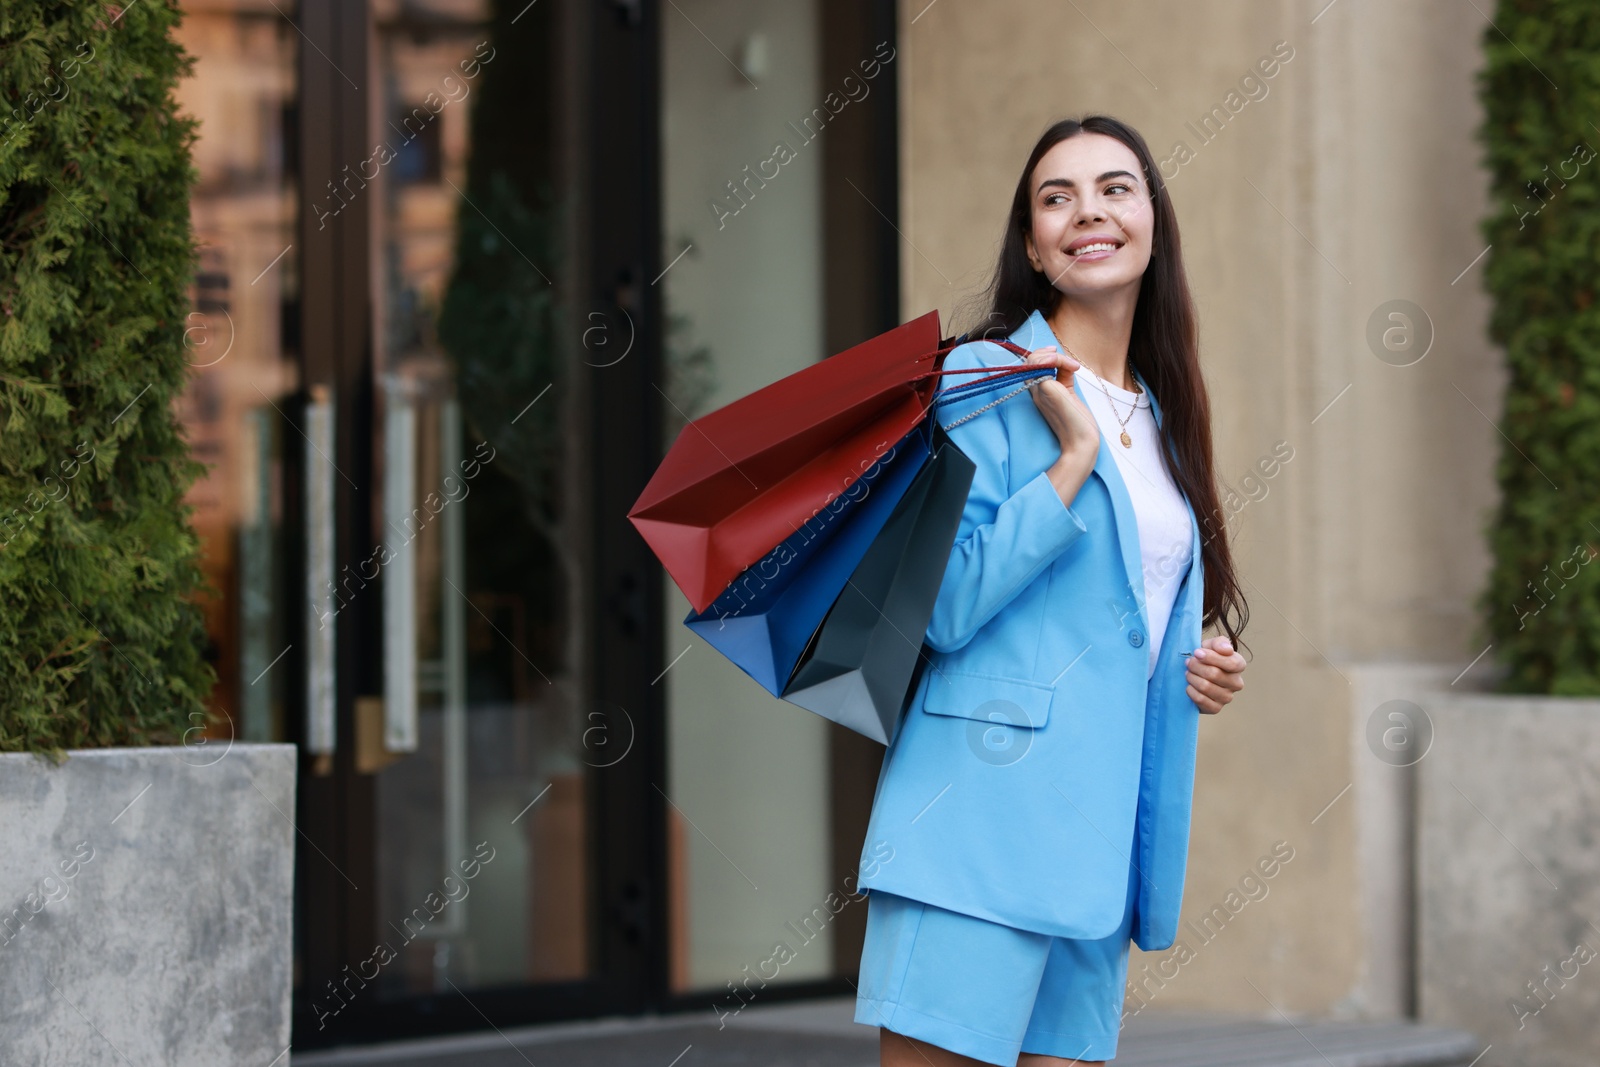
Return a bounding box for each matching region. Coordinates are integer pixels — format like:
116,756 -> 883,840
924,341 -> 1090,654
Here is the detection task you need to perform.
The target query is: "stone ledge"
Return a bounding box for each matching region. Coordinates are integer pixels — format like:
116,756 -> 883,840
1417,692 -> 1600,1067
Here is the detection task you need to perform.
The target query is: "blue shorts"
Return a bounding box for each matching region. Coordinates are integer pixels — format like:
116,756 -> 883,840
853,871 -> 1138,1065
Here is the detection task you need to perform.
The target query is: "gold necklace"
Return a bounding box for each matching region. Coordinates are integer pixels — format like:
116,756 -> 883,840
1061,341 -> 1146,448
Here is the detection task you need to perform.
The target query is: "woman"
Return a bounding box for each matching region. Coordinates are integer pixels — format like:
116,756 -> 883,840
851,116 -> 1250,1066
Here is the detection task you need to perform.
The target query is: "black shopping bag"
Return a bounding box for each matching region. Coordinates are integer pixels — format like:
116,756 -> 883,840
779,424 -> 976,745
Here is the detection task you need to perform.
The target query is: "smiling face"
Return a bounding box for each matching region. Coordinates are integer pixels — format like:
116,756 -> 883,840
1023,132 -> 1155,304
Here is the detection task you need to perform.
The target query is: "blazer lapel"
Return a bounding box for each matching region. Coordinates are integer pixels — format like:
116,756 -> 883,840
1073,372 -> 1149,634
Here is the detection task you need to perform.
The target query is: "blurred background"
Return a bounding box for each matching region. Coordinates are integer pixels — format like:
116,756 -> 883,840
162,0 -> 1597,1062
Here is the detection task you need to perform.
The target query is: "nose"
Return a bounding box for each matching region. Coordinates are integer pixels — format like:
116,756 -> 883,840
1072,196 -> 1107,225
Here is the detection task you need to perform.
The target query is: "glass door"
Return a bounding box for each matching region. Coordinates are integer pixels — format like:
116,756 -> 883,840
287,0 -> 665,1047
657,0 -> 901,1000
366,0 -> 592,996
658,0 -> 835,992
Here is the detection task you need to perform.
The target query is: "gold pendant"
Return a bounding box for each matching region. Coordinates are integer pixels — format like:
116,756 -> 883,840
1120,431 -> 1132,447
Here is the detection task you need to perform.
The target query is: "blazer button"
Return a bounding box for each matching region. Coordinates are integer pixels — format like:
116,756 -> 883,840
1128,629 -> 1144,648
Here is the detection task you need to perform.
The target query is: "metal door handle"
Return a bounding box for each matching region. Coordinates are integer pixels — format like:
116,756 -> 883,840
305,384 -> 337,756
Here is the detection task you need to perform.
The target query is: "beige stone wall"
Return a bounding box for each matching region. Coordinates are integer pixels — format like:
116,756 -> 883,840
897,0 -> 1497,1016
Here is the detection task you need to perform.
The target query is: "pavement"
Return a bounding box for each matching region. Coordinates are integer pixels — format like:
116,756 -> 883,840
289,994 -> 1484,1067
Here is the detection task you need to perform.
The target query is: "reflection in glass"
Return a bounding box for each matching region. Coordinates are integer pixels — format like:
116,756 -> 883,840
660,0 -> 836,993
370,0 -> 592,995
172,1 -> 300,744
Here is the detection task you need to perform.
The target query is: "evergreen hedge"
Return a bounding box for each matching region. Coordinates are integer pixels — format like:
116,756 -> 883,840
0,1 -> 214,750
1475,0 -> 1600,694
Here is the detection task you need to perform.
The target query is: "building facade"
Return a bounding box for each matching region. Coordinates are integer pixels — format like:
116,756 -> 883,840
172,0 -> 1498,1050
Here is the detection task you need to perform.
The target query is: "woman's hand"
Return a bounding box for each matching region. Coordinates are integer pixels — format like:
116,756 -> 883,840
1185,635 -> 1246,714
1027,345 -> 1101,508
1024,345 -> 1101,471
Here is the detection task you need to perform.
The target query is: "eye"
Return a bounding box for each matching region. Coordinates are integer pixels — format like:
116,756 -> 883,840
1105,182 -> 1133,195
1042,192 -> 1067,206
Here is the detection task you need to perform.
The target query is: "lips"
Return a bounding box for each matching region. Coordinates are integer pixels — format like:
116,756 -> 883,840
1066,234 -> 1124,257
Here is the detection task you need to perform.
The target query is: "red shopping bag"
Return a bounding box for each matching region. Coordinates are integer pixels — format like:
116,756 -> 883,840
628,312 -> 1037,613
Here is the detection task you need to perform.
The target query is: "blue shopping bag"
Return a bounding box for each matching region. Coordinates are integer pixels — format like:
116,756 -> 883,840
683,421 -> 933,694
779,421 -> 976,744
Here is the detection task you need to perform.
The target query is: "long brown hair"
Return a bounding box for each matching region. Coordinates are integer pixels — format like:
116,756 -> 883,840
961,115 -> 1248,651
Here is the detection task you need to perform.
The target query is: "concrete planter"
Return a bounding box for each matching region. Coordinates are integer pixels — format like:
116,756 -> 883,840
1418,692 -> 1600,1067
0,744 -> 296,1066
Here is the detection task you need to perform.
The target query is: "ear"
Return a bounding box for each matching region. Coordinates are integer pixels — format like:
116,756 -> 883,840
1024,229 -> 1041,273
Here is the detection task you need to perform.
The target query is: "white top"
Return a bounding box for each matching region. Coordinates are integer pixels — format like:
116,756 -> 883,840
1074,365 -> 1194,676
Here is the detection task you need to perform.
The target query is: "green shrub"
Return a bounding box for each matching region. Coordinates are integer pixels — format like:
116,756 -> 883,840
1475,0 -> 1600,694
0,1 -> 214,749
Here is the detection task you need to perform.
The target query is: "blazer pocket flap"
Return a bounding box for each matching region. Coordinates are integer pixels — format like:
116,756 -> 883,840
920,671 -> 1053,728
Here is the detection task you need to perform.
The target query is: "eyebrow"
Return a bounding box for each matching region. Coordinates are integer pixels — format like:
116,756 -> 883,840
1036,170 -> 1140,194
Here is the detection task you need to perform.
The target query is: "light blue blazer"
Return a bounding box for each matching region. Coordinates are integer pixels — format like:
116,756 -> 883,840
855,308 -> 1205,952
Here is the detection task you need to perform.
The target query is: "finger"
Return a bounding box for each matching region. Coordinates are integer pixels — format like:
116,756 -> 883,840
1030,359 -> 1077,384
1199,664 -> 1243,694
1187,683 -> 1222,714
1026,348 -> 1079,371
1210,652 -> 1247,679
1193,659 -> 1244,691
1187,671 -> 1234,705
1188,683 -> 1228,714
1191,647 -> 1246,676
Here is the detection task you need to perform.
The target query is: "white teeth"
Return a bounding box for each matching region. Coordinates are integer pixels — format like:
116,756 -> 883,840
1070,242 -> 1118,256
